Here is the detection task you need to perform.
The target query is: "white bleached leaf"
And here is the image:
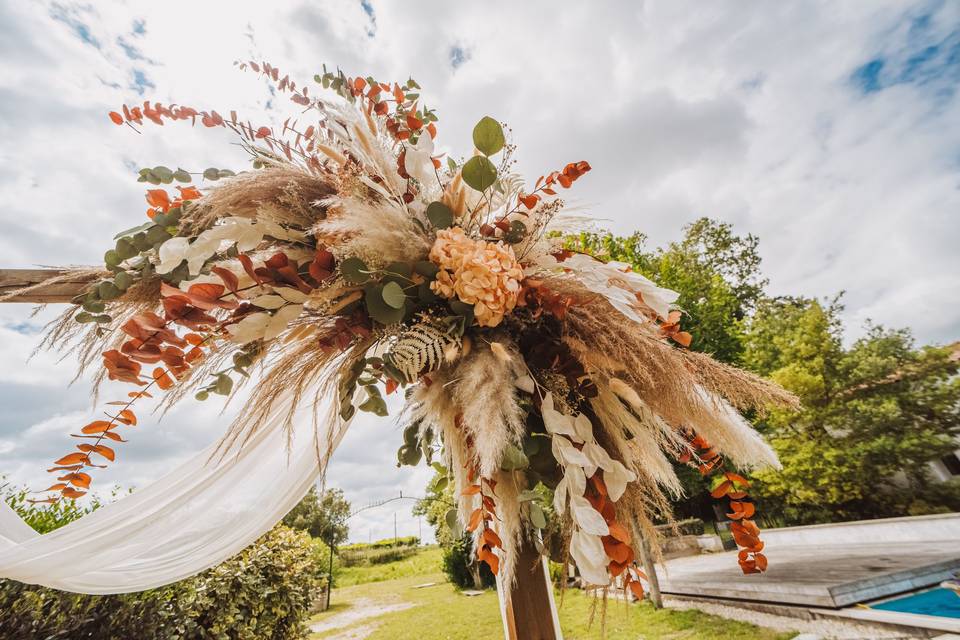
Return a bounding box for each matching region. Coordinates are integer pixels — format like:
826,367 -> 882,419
226,312 -> 270,344
403,133 -> 435,184
251,295 -> 287,310
573,413 -> 594,443
605,459 -> 637,502
264,304 -> 303,341
583,441 -> 614,474
260,219 -> 305,242
567,464 -> 586,497
571,495 -> 609,535
552,436 -> 591,468
514,374 -> 535,393
570,529 -> 610,586
553,475 -> 568,515
542,395 -> 579,441
156,237 -> 190,274
275,287 -> 309,304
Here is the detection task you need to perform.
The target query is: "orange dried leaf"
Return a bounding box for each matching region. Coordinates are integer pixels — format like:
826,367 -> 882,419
466,508 -> 483,532
117,409 -> 137,426
78,443 -> 115,462
478,547 -> 500,575
710,480 -> 732,499
482,528 -> 503,549
81,420 -> 114,434
461,485 -> 481,496
54,453 -> 89,466
61,487 -> 87,499
59,472 -> 91,488
153,367 -> 175,390
109,111 -> 124,125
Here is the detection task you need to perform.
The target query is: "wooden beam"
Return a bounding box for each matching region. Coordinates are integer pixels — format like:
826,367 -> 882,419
0,268 -> 94,303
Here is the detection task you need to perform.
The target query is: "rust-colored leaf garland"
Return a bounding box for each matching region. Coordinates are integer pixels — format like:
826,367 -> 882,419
40,246 -> 340,503
681,433 -> 768,574
462,462 -> 502,575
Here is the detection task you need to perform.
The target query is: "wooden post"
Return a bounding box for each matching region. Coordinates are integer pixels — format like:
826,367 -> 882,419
497,535 -> 562,640
632,520 -> 663,609
0,268 -> 96,303
0,268 -> 565,638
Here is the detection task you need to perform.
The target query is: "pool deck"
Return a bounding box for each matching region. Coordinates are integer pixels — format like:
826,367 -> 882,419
657,540 -> 960,608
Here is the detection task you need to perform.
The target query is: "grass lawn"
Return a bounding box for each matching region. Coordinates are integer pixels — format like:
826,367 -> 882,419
311,548 -> 797,640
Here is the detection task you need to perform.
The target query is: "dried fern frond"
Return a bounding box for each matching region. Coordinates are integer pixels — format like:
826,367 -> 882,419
384,320 -> 461,383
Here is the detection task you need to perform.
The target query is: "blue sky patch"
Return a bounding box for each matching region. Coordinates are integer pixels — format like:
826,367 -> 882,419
360,0 -> 376,37
850,6 -> 960,97
130,69 -> 155,95
450,46 -> 470,70
49,3 -> 100,49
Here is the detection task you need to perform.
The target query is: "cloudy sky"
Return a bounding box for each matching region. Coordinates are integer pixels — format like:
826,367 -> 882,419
0,0 -> 957,544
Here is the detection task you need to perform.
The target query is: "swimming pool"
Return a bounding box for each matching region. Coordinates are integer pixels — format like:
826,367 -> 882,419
872,587 -> 960,619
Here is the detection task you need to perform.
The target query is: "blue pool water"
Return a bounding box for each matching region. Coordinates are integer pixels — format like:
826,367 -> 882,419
872,587 -> 960,619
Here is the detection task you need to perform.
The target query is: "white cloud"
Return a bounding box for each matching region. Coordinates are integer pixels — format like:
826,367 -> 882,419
1,0 -> 958,543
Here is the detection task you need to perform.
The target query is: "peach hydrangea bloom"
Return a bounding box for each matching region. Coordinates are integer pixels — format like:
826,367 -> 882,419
429,227 -> 524,327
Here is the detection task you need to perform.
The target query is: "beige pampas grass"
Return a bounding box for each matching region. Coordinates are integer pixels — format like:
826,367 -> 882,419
450,340 -> 526,478
561,293 -> 796,469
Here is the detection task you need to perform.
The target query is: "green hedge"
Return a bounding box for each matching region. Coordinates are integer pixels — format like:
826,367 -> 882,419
0,525 -> 327,640
339,535 -> 420,551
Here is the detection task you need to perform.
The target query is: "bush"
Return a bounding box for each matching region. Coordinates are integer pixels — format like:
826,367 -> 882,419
0,525 -> 326,640
442,534 -> 495,590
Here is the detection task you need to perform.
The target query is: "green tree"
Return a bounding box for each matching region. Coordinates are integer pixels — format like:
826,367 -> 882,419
744,297 -> 960,524
569,218 -> 766,364
282,486 -> 351,545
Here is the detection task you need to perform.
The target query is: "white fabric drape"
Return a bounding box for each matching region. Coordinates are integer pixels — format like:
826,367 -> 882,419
0,394 -> 341,594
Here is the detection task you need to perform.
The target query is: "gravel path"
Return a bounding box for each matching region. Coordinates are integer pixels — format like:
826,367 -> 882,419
309,597 -> 414,638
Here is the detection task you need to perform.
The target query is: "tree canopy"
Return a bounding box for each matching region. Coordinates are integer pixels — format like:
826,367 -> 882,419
562,218 -> 960,526
282,486 -> 351,545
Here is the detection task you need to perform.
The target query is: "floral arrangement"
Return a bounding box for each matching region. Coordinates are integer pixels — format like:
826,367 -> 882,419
23,61 -> 796,593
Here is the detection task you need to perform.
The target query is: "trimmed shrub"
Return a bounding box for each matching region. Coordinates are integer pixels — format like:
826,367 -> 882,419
0,525 -> 326,640
442,534 -> 495,590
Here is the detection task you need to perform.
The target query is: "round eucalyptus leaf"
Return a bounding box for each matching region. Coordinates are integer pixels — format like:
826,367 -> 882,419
114,238 -> 138,260
445,508 -> 461,536
213,374 -> 233,396
97,281 -> 122,301
414,260 -> 440,278
173,169 -> 191,183
472,116 -> 505,156
504,220 -> 528,244
425,201 -> 454,229
113,271 -> 134,291
500,443 -> 530,471
381,281 -> 406,309
339,404 -> 356,421
417,281 -> 438,303
364,284 -> 405,325
146,225 -> 172,246
104,249 -> 121,268
461,156 -> 498,192
203,167 -> 221,181
340,257 -> 370,284
403,423 -> 420,445
529,502 -> 547,529
74,312 -> 94,323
